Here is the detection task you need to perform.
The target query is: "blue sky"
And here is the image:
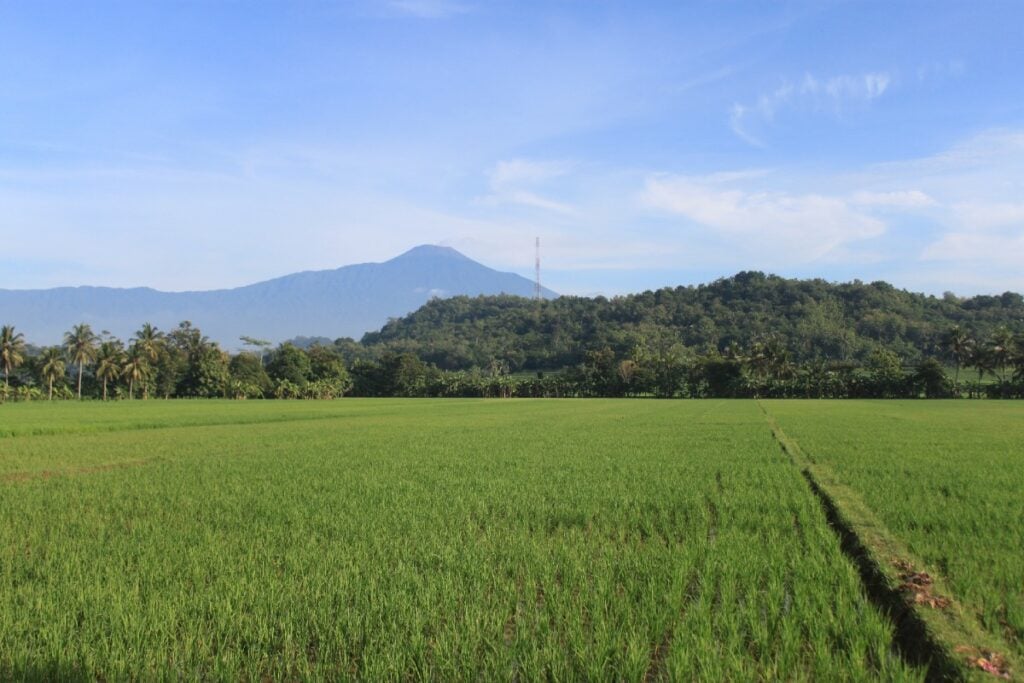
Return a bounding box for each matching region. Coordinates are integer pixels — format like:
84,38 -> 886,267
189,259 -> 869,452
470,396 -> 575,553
2,1 -> 1023,296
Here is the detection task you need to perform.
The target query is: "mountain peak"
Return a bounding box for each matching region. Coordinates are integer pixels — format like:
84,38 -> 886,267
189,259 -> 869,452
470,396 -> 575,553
0,244 -> 552,344
390,244 -> 471,262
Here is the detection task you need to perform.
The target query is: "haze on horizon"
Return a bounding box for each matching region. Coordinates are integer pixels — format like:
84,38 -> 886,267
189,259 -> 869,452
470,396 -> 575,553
2,1 -> 1023,297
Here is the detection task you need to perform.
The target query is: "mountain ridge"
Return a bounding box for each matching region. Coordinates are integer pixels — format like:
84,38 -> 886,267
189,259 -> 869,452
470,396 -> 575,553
0,245 -> 557,345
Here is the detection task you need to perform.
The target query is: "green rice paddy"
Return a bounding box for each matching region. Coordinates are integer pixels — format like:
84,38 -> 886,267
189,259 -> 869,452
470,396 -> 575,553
2,399 -> 1022,680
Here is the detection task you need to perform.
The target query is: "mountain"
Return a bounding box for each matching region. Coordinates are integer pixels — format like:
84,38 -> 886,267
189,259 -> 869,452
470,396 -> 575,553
0,245 -> 557,346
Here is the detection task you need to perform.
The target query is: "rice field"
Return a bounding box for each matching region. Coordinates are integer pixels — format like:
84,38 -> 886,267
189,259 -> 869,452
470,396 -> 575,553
1,399 -> 1021,680
764,400 -> 1024,665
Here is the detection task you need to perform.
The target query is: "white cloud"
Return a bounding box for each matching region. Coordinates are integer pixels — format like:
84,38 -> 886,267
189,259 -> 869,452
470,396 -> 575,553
922,232 -> 1024,267
730,70 -> 892,146
845,129 -> 1024,290
640,174 -> 885,262
483,159 -> 577,215
951,202 -> 1024,230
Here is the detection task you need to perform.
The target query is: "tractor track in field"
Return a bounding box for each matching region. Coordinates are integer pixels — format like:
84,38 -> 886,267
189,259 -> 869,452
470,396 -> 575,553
0,457 -> 160,483
757,400 -> 1017,682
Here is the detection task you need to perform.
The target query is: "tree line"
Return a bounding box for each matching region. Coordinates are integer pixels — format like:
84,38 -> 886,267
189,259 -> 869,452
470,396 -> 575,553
0,322 -> 352,403
1,318 -> 1022,401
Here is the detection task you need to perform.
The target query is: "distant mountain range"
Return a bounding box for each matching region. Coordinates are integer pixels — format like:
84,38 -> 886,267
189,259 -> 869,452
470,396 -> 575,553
0,245 -> 557,346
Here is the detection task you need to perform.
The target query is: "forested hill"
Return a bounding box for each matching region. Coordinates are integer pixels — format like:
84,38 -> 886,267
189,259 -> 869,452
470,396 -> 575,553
360,272 -> 1024,371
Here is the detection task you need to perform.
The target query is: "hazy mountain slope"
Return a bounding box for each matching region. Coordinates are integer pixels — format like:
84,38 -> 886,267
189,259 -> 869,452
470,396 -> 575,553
0,246 -> 557,345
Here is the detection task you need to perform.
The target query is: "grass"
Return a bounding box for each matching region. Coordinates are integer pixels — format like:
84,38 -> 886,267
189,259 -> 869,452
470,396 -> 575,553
765,399 -> 1024,671
0,400 -> 921,680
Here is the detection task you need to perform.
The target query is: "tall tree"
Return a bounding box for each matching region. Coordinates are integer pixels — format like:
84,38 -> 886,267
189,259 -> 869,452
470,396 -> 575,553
988,326 -> 1015,384
64,323 -> 98,399
942,325 -> 973,393
39,347 -> 65,401
1,325 -> 27,388
122,343 -> 149,400
240,336 -> 272,366
132,323 -> 164,399
94,340 -> 124,401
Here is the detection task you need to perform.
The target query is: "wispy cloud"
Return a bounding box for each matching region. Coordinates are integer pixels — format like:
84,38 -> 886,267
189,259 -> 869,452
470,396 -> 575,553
482,159 -> 578,215
640,173 -> 886,262
921,232 -> 1024,268
730,71 -> 892,146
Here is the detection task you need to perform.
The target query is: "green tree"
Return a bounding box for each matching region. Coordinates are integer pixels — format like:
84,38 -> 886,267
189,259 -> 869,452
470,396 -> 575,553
63,323 -> 98,399
942,325 -> 973,394
166,321 -> 225,398
121,343 -> 150,400
132,323 -> 164,399
240,336 -> 272,366
867,348 -> 906,398
178,345 -> 229,398
267,344 -> 311,387
229,353 -> 272,397
913,358 -> 950,398
307,345 -> 352,396
39,346 -> 66,400
94,340 -> 124,401
1,325 -> 27,388
988,326 -> 1015,384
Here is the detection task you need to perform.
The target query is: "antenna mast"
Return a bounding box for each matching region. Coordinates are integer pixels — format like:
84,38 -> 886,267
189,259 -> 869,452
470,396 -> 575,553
534,237 -> 542,300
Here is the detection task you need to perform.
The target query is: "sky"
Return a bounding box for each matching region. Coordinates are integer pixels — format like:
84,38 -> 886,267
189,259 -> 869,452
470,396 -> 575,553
2,0 -> 1023,297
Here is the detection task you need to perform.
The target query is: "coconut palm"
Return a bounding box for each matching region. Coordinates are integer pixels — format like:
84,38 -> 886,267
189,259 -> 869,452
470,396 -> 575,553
1012,338 -> 1024,384
942,325 -> 974,393
988,326 -> 1015,384
39,347 -> 66,401
63,323 -> 98,400
121,343 -> 149,400
1,325 -> 27,389
133,323 -> 162,356
132,323 -> 163,399
969,344 -> 994,382
94,341 -> 124,401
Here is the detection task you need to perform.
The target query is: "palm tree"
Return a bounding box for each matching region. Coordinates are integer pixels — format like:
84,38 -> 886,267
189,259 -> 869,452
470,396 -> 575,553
63,323 -> 98,400
942,325 -> 974,393
39,347 -> 65,401
132,323 -> 163,399
121,343 -> 149,400
94,341 -> 123,401
969,343 -> 994,386
1,325 -> 27,388
1014,333 -> 1024,383
988,326 -> 1014,384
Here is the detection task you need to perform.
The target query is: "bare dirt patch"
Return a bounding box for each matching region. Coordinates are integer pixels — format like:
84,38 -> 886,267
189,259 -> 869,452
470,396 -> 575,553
955,645 -> 1012,679
1,458 -> 158,483
893,559 -> 952,610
